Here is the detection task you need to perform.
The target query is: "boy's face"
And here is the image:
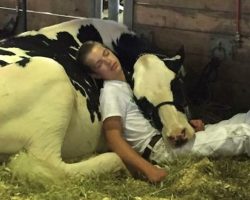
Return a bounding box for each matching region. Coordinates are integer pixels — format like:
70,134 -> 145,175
84,43 -> 123,80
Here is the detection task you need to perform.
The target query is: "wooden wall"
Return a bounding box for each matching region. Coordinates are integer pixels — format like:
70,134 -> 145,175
133,0 -> 250,112
0,0 -> 92,30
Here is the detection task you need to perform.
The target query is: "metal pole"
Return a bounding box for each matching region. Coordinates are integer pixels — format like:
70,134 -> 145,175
123,0 -> 133,29
89,0 -> 102,18
22,0 -> 27,31
108,0 -> 119,21
16,0 -> 27,33
94,0 -> 103,18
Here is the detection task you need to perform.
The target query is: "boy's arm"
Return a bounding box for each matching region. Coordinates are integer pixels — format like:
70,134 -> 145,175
103,116 -> 167,183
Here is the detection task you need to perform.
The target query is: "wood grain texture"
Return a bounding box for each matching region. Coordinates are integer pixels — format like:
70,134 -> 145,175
135,0 -> 250,13
0,0 -> 92,30
134,4 -> 250,36
0,0 -> 91,16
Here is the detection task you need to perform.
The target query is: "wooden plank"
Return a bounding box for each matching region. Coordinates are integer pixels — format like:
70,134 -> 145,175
135,0 -> 250,14
26,0 -> 91,17
0,0 -> 92,17
0,0 -> 15,7
0,0 -> 93,32
0,9 -> 18,30
25,12 -> 78,30
133,24 -> 250,63
0,9 -> 78,31
134,4 -> 250,36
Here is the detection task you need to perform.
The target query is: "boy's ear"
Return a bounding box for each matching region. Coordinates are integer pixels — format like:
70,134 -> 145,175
90,73 -> 102,79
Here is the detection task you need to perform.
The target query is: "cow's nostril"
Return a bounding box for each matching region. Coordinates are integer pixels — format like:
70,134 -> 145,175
168,136 -> 175,141
181,128 -> 186,137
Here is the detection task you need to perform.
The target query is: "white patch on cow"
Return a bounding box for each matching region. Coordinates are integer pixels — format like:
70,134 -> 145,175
133,54 -> 195,141
0,47 -> 30,63
133,54 -> 175,105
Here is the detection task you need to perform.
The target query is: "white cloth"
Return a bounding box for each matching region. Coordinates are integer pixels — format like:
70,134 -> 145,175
100,80 -> 160,154
150,111 -> 250,164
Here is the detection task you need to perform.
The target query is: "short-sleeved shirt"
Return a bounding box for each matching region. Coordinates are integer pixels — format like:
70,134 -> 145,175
100,80 -> 160,154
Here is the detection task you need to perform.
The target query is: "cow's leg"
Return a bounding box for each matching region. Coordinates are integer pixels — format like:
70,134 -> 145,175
9,148 -> 127,184
61,152 -> 127,176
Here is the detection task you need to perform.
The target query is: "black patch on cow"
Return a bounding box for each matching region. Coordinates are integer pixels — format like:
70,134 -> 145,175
0,25 -> 105,123
77,25 -> 103,44
113,33 -> 151,73
112,33 -> 156,89
135,97 -> 163,131
0,48 -> 15,56
16,57 -> 30,67
170,77 -> 187,113
0,60 -> 9,66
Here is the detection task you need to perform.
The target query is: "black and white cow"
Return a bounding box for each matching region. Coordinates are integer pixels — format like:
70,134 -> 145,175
0,18 -> 194,183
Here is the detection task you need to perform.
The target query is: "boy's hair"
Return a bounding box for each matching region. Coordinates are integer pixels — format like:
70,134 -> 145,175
76,41 -> 102,74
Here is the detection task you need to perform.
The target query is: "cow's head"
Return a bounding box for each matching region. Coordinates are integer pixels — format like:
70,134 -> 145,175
132,53 -> 195,146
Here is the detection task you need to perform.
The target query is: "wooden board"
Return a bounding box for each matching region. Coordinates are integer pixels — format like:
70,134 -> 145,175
0,0 -> 92,30
0,9 -> 80,31
0,0 -> 15,7
26,0 -> 91,17
135,0 -> 250,13
0,0 -> 91,16
134,4 -> 250,36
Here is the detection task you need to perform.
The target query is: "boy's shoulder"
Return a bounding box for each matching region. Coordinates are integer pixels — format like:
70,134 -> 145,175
101,80 -> 132,97
103,80 -> 129,90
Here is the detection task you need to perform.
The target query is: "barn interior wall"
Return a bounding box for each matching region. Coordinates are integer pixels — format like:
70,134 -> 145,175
133,0 -> 250,113
0,0 -> 92,31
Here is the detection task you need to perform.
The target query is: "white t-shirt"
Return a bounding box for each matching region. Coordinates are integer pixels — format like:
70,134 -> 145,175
100,80 -> 160,154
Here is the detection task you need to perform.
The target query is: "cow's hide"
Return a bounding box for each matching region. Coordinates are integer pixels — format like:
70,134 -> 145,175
0,18 -> 194,183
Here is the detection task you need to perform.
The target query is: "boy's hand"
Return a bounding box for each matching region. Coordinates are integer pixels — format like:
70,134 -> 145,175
146,165 -> 167,183
189,119 -> 205,132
